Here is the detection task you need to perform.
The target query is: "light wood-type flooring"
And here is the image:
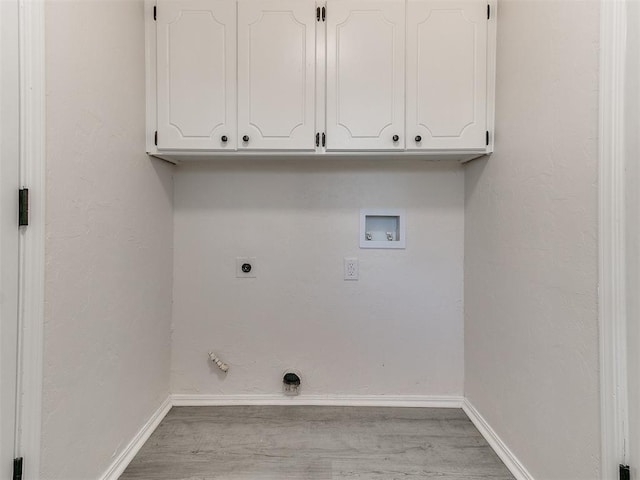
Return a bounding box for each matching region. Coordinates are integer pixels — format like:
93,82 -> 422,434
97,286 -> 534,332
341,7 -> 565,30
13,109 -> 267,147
120,406 -> 515,480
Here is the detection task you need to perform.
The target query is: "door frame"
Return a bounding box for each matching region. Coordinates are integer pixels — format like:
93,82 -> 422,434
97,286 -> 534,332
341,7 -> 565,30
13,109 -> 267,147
15,1 -> 45,479
599,0 -> 629,478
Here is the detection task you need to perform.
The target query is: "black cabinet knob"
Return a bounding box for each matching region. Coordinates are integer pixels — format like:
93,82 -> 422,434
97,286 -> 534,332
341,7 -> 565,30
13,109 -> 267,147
415,135 -> 422,142
392,135 -> 399,142
243,135 -> 250,142
221,135 -> 228,143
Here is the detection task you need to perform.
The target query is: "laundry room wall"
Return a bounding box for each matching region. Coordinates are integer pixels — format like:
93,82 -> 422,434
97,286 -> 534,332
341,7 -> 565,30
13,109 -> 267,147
464,0 -> 601,478
171,160 -> 465,398
41,1 -> 174,479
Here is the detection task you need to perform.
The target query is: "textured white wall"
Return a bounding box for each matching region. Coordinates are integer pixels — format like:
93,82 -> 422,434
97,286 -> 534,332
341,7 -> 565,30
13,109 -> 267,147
172,160 -> 464,396
42,1 -> 174,479
464,1 -> 600,479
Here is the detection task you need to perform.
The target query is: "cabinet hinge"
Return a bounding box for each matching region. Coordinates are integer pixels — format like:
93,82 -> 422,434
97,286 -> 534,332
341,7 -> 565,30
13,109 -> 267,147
486,130 -> 489,146
316,6 -> 320,21
316,132 -> 320,147
19,189 -> 29,227
322,132 -> 326,147
487,4 -> 490,19
322,5 -> 326,21
13,457 -> 23,480
154,131 -> 158,146
620,465 -> 630,480
153,5 -> 157,21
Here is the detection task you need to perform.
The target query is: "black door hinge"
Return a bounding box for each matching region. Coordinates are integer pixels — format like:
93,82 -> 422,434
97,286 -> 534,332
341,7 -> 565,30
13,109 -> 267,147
486,130 -> 490,146
19,189 -> 28,227
154,131 -> 158,146
322,6 -> 326,21
316,132 -> 320,147
321,132 -> 326,147
13,457 -> 23,480
620,465 -> 630,480
487,4 -> 490,19
153,5 -> 157,20
316,6 -> 320,21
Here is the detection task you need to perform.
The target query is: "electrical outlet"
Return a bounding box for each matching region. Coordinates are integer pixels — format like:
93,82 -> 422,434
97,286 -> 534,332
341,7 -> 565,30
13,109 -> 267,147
344,257 -> 359,280
236,257 -> 257,278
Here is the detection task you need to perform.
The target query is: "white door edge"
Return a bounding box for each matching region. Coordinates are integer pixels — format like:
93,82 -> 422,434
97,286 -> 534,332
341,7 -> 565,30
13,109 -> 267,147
599,0 -> 629,478
1,0 -> 21,475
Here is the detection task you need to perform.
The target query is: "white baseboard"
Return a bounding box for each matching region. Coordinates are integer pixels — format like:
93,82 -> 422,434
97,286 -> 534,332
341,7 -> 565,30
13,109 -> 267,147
171,394 -> 464,408
462,399 -> 534,480
99,396 -> 172,480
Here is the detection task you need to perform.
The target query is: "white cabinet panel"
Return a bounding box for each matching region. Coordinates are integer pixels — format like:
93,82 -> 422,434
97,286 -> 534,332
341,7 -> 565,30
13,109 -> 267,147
406,0 -> 487,150
147,0 -> 495,159
326,0 -> 405,151
157,0 -> 236,150
238,0 -> 316,150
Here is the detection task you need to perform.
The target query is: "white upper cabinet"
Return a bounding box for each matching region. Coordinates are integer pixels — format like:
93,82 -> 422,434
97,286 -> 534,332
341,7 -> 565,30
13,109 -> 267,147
156,0 -> 236,150
325,0 -> 406,151
406,0 -> 488,150
147,0 -> 496,160
237,0 -> 316,150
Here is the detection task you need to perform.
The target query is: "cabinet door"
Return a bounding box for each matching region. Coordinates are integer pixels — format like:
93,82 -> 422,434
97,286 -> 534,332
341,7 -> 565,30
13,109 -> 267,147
326,0 -> 405,151
237,0 -> 316,150
406,0 -> 487,150
156,0 -> 236,150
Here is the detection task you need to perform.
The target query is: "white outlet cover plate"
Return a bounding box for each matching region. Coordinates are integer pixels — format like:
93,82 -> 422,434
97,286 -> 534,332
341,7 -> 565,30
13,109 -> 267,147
236,257 -> 257,278
344,257 -> 359,280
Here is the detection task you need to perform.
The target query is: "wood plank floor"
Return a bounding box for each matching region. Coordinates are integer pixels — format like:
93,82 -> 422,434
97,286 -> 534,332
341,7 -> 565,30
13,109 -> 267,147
120,406 -> 515,480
